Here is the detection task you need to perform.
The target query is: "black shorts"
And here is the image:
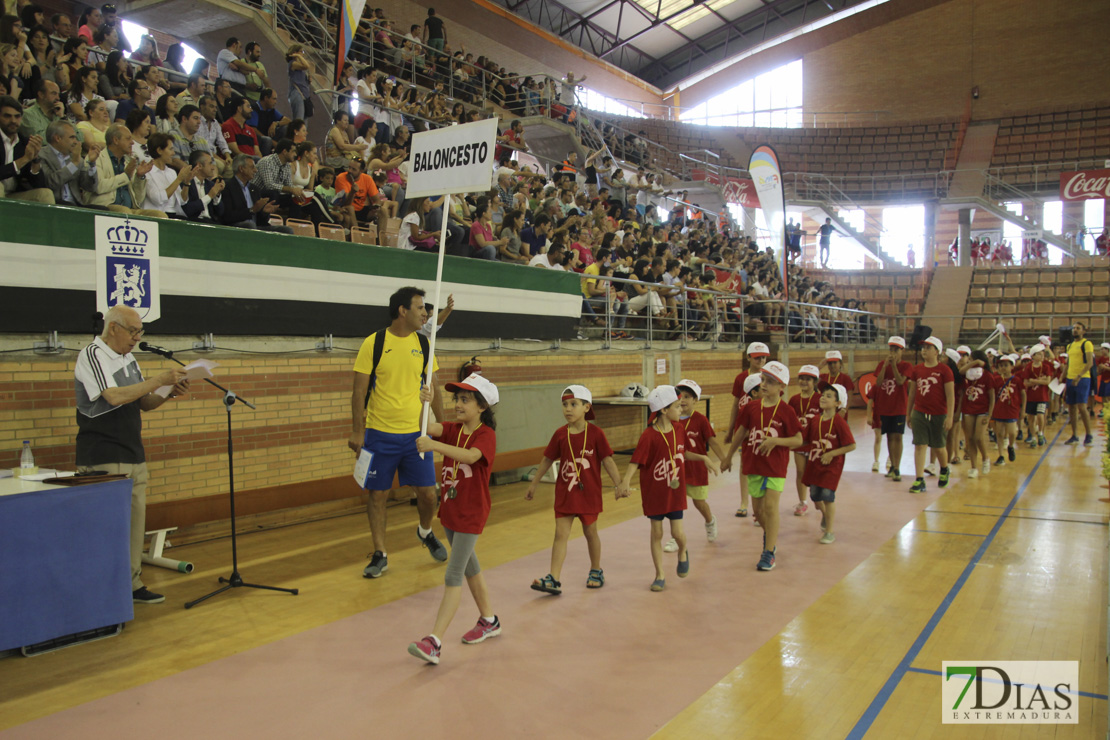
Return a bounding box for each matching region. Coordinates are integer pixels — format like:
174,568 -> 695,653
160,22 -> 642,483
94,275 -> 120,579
1025,401 -> 1047,415
880,414 -> 906,435
647,510 -> 684,521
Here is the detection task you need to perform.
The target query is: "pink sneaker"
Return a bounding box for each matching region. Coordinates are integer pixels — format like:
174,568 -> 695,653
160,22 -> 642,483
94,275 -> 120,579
794,502 -> 808,516
461,616 -> 501,644
408,636 -> 440,664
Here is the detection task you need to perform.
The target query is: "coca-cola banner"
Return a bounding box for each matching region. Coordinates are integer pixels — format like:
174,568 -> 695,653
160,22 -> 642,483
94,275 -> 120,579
1060,169 -> 1110,201
722,177 -> 761,208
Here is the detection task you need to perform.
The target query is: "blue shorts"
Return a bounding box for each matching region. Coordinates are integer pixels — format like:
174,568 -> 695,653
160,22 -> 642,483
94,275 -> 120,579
1065,377 -> 1091,405
1099,379 -> 1110,399
648,511 -> 684,521
361,429 -> 435,490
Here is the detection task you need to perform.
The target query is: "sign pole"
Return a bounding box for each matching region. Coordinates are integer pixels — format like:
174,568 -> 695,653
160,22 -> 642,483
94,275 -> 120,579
419,193 -> 451,453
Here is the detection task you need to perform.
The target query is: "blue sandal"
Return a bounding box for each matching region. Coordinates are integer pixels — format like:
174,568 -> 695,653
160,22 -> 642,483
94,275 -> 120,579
530,574 -> 562,595
586,569 -> 604,588
650,578 -> 666,592
677,552 -> 690,578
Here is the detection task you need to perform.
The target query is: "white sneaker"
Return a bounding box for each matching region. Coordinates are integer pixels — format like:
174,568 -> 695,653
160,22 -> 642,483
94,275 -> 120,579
662,538 -> 678,553
981,460 -> 990,475
871,461 -> 880,473
925,462 -> 939,477
968,468 -> 978,479
705,516 -> 718,543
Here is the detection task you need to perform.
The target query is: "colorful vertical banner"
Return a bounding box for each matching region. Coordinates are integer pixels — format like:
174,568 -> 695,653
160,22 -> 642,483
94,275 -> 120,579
336,0 -> 368,85
748,144 -> 787,299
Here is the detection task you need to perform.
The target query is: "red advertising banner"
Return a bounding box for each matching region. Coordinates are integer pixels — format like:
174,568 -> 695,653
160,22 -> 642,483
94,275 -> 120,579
1060,169 -> 1110,201
722,177 -> 761,208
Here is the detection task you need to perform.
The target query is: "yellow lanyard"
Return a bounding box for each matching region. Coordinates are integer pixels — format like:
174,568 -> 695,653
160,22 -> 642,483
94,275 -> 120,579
760,400 -> 781,435
566,424 -> 588,490
660,425 -> 678,475
821,414 -> 833,444
447,422 -> 482,496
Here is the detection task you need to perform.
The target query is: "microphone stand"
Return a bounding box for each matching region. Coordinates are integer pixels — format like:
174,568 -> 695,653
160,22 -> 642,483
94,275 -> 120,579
139,344 -> 299,609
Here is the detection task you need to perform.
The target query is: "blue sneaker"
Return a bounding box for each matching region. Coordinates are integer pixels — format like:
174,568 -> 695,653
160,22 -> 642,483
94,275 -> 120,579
757,549 -> 776,571
1064,436 -> 1079,446
1084,434 -> 1094,446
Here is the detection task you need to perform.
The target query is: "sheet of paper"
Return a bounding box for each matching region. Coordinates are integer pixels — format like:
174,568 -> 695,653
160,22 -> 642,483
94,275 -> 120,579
19,470 -> 76,481
1048,378 -> 1066,396
353,449 -> 373,488
155,359 -> 219,398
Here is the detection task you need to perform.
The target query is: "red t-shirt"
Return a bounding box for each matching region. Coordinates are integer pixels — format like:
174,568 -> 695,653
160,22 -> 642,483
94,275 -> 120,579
788,392 -> 821,431
818,371 -> 855,397
730,370 -> 755,431
436,422 -> 497,535
909,363 -> 954,415
991,375 -> 1023,421
680,412 -> 715,486
872,360 -> 913,416
542,423 -> 614,516
735,399 -> 801,478
1021,362 -> 1053,403
801,413 -> 855,490
961,371 -> 996,416
631,422 -> 688,517
1098,356 -> 1110,382
221,118 -> 259,156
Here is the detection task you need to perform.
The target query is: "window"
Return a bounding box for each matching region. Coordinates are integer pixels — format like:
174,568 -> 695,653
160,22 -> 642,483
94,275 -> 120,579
120,20 -> 205,72
879,205 -> 924,267
1043,200 -> 1062,235
680,60 -> 802,129
1084,199 -> 1105,253
580,88 -> 644,118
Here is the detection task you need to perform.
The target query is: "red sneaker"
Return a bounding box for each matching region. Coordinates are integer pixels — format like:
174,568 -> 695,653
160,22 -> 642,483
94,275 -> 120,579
461,616 -> 501,644
407,636 -> 440,664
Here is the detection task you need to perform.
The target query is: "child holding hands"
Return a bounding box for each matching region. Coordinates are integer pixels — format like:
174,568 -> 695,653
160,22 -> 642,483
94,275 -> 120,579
526,385 -> 628,593
663,379 -> 724,552
801,384 -> 856,544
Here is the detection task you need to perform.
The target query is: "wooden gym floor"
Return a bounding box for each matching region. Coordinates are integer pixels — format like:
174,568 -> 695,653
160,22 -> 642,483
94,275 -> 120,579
1,411 -> 1106,739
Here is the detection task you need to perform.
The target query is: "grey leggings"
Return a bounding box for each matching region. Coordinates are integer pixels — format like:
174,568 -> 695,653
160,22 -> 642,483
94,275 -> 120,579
444,528 -> 482,587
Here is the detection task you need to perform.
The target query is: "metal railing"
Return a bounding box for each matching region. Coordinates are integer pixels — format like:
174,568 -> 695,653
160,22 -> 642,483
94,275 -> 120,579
933,313 -> 1110,346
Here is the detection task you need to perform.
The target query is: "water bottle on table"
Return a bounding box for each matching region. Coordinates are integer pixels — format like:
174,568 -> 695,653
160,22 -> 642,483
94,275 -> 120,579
19,440 -> 38,477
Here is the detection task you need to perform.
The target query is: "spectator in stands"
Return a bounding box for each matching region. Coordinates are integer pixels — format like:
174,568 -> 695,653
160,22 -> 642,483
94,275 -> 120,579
195,94 -> 231,174
76,7 -> 101,46
26,24 -> 55,83
66,65 -> 102,122
129,34 -> 161,67
241,41 -> 269,103
285,44 -> 313,121
468,202 -> 505,260
98,50 -> 129,101
0,94 -> 52,203
113,77 -> 152,123
85,122 -> 164,217
497,209 -> 528,263
247,87 -> 291,155
324,108 -> 360,167
0,42 -> 23,99
50,14 -> 73,44
217,153 -> 290,231
164,42 -> 185,76
180,150 -> 223,222
171,103 -> 213,165
335,156 -> 393,231
176,74 -> 204,107
141,131 -> 191,216
220,93 -> 259,157
1096,229 -> 1108,256
76,98 -> 110,150
211,78 -> 234,121
124,107 -> 152,161
217,37 -> 264,96
98,5 -> 130,53
250,137 -> 303,209
423,7 -> 446,53
39,119 -> 98,206
86,23 -> 117,68
559,71 -> 586,113
152,91 -> 177,134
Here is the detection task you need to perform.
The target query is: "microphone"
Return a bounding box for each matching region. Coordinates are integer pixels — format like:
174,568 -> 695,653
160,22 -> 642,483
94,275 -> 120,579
139,341 -> 174,358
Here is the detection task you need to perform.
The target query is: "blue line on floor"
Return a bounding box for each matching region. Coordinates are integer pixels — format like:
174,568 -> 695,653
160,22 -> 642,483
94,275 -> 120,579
905,667 -> 1109,700
910,529 -> 986,537
846,427 -> 1063,740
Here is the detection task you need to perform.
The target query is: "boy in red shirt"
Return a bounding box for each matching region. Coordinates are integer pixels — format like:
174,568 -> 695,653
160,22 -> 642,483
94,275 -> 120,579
1097,343 -> 1110,418
818,350 -> 854,420
526,385 -> 628,594
907,336 -> 955,493
991,355 -> 1026,466
663,379 -> 724,552
410,374 -> 500,665
873,335 -> 912,482
788,365 -> 822,517
959,356 -> 996,479
1021,343 -> 1053,447
801,384 -> 856,544
727,341 -> 770,518
724,361 -> 803,571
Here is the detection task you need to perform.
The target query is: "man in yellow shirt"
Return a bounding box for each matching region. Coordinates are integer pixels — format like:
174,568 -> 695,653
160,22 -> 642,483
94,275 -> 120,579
349,286 -> 447,577
1063,321 -> 1094,446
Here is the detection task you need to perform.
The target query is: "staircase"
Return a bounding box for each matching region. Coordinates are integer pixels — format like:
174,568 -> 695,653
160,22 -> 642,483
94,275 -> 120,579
946,123 -> 998,198
919,265 -> 973,343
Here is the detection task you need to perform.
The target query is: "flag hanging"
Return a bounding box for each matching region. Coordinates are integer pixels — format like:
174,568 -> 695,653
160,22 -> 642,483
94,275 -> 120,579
336,0 -> 368,85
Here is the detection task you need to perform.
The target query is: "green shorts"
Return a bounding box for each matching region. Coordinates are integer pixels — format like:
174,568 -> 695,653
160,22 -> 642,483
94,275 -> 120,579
686,484 -> 709,501
746,474 -> 785,498
910,409 -> 947,449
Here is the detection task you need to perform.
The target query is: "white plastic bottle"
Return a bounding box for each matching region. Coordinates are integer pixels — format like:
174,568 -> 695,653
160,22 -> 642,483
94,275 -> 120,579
20,440 -> 37,476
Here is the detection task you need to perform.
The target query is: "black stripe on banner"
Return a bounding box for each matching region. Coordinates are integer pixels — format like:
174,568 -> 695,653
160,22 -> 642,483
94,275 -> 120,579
2,288 -> 577,340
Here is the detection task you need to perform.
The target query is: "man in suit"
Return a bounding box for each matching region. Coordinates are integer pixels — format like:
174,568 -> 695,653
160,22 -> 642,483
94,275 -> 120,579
38,120 -> 99,207
219,153 -> 292,232
0,95 -> 53,203
86,123 -> 166,218
182,150 -> 225,222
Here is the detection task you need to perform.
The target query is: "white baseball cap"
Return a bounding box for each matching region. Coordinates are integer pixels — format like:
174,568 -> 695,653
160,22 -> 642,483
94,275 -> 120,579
985,348 -> 1000,357
888,336 -> 906,349
761,360 -> 790,385
675,378 -> 702,400
1020,353 -> 1031,361
743,374 -> 762,394
1030,343 -> 1046,355
957,345 -> 971,355
945,348 -> 961,363
998,354 -> 1016,364
922,336 -> 943,352
1039,335 -> 1052,346
827,383 -> 848,408
646,385 -> 678,413
746,342 -> 770,357
798,364 -> 820,380
966,367 -> 984,381
825,350 -> 843,361
446,373 -> 500,406
561,385 -> 595,420
1102,342 -> 1110,350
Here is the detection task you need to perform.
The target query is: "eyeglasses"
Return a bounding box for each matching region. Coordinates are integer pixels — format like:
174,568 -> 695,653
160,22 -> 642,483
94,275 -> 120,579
113,321 -> 144,338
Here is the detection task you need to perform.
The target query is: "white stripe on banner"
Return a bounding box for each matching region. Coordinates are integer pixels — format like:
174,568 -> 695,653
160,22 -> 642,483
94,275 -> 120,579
0,244 -> 579,319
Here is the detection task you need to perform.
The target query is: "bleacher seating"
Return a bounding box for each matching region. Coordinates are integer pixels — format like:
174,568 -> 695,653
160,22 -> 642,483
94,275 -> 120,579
803,268 -> 928,334
990,105 -> 1110,190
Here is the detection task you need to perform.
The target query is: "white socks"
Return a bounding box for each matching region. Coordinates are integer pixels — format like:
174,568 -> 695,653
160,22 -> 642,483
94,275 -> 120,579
417,525 -> 432,539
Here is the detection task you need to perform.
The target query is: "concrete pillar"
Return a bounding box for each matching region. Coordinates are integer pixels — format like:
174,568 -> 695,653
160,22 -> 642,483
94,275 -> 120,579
958,208 -> 972,266
924,200 -> 938,267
